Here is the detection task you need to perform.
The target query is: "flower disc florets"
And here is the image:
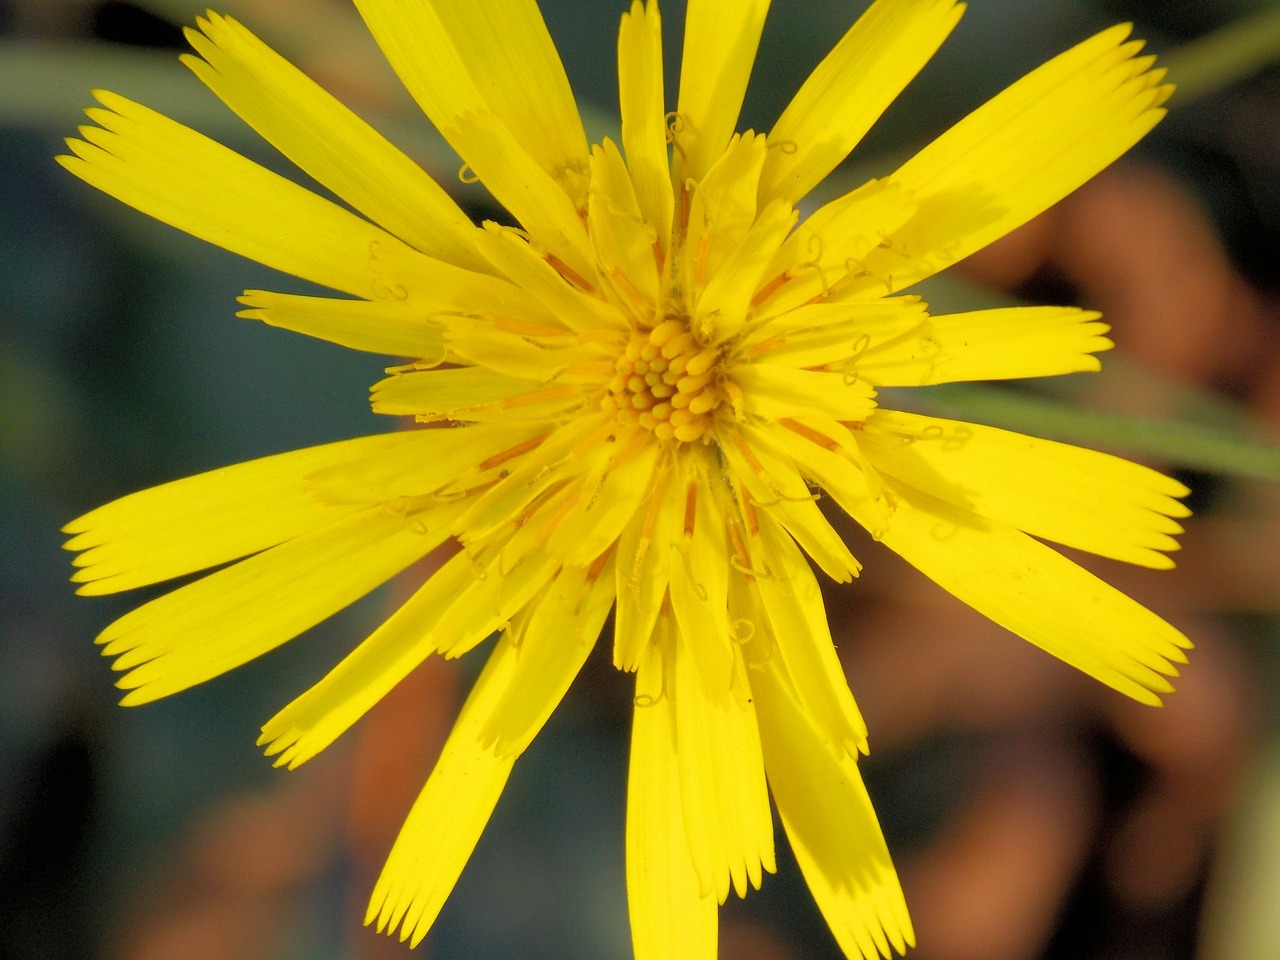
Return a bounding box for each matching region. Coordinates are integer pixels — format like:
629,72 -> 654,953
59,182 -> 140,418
602,310 -> 723,443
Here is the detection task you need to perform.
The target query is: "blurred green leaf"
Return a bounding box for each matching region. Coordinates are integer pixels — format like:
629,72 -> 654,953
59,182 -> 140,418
1163,4 -> 1280,104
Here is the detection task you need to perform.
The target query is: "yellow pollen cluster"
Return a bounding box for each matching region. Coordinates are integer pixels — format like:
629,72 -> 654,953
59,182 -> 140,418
601,317 -> 722,443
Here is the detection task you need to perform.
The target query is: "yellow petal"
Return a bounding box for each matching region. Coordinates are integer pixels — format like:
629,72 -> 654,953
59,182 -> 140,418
480,556 -> 617,758
672,633 -> 774,902
627,637 -> 719,960
720,422 -> 861,583
764,416 -> 893,536
369,366 -> 542,418
352,0 -> 588,197
613,455 -> 683,671
366,634 -> 530,946
675,0 -> 770,183
618,0 -> 673,249
60,92 -> 446,300
184,12 -> 488,272
682,132 -> 767,310
859,410 -> 1189,568
667,457 -> 734,693
760,0 -> 963,204
744,297 -> 928,371
546,429 -> 659,566
65,432 -> 415,593
846,483 -> 1191,704
446,109 -> 596,286
856,306 -> 1112,385
103,507 -> 438,705
743,509 -> 869,756
257,542 -> 557,769
754,658 -> 914,960
755,178 -> 918,318
471,223 -> 627,334
589,139 -> 664,310
237,291 -> 444,357
302,421 -> 550,506
449,413 -> 615,545
697,198 -> 798,342
862,24 -> 1172,292
730,363 -> 877,426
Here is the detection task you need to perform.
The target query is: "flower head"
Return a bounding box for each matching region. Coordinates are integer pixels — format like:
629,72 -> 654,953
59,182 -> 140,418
61,1 -> 1188,957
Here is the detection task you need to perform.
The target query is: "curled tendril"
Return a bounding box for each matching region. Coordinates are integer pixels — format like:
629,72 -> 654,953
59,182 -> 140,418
729,618 -> 756,644
766,138 -> 798,155
633,690 -> 665,708
942,425 -> 973,451
729,554 -> 775,579
432,483 -> 469,503
496,225 -> 533,245
747,488 -> 821,508
458,163 -> 480,184
744,629 -> 775,669
930,520 -> 959,542
396,336 -> 450,371
372,279 -> 409,301
791,244 -> 831,299
664,111 -> 687,160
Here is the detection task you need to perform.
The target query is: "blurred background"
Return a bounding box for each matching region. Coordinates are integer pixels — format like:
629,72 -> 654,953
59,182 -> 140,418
1,0 -> 1278,958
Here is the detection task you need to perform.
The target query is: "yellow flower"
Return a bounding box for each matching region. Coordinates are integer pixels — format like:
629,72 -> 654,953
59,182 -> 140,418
60,1 -> 1190,956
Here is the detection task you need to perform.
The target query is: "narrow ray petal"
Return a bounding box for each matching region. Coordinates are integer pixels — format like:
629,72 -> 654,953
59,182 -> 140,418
744,509 -> 869,756
731,364 -> 877,424
481,556 -> 617,757
627,638 -> 719,960
667,458 -> 734,693
257,544 -> 558,769
301,421 -> 551,506
369,367 -> 542,418
743,298 -> 928,369
471,224 -> 627,334
60,92 -> 447,300
720,423 -> 861,583
857,306 -> 1112,386
754,657 -> 913,960
65,432 -> 418,593
352,0 -> 588,197
672,635 -> 774,901
105,507 -> 439,704
682,132 -> 767,309
757,178 -> 917,318
366,632 -> 545,946
184,12 -> 488,271
614,458 -> 683,671
860,410 -> 1189,567
447,110 -> 596,284
618,0 -> 673,247
590,139 -> 664,310
698,199 -> 797,341
675,0 -> 770,182
237,291 -> 445,357
547,430 -> 660,566
760,0 -> 963,204
847,484 -> 1191,704
860,25 -> 1173,292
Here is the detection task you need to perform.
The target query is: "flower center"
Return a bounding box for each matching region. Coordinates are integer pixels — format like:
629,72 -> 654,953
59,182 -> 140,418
601,313 -> 722,443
